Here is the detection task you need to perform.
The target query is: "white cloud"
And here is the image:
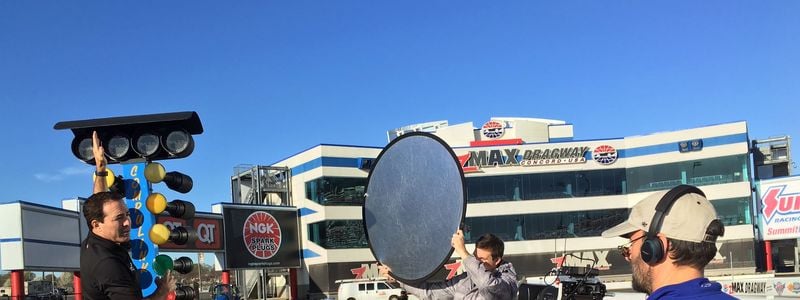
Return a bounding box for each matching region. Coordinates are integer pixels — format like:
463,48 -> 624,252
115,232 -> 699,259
60,166 -> 91,176
34,173 -> 64,183
34,166 -> 93,182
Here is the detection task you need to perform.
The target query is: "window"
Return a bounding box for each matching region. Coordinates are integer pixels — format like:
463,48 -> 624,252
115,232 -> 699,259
627,155 -> 748,193
366,283 -> 375,291
466,169 -> 626,203
307,220 -> 367,249
378,283 -> 391,290
711,197 -> 752,226
305,177 -> 367,205
358,284 -> 366,291
464,209 -> 628,242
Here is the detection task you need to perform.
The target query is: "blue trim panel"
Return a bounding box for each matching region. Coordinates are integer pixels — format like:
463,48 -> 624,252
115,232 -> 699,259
303,249 -> 321,259
0,238 -> 22,243
549,137 -> 574,143
292,157 -> 361,176
322,157 -> 360,168
625,133 -> 748,157
299,207 -> 318,217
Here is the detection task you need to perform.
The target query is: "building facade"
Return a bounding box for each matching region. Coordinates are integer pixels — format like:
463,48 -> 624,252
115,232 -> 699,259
271,118 -> 757,297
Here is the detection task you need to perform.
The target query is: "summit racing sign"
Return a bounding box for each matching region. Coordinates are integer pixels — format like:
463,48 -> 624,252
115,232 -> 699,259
457,146 -> 597,173
759,177 -> 800,240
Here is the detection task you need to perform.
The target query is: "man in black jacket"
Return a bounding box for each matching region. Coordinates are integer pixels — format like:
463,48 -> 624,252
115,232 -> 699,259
80,131 -> 175,300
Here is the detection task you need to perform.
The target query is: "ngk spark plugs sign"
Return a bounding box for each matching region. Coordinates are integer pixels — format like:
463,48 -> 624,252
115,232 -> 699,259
759,176 -> 800,240
221,204 -> 301,268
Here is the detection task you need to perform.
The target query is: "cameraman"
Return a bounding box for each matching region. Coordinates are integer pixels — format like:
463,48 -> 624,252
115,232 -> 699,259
602,186 -> 734,299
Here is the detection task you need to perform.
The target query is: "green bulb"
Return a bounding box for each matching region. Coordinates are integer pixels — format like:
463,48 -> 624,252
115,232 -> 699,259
154,254 -> 174,276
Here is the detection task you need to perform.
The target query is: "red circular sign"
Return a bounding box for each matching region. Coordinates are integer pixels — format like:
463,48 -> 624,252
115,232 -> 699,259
242,211 -> 282,259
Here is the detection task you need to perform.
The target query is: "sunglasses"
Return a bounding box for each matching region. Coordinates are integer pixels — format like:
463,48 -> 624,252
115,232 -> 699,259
617,235 -> 646,258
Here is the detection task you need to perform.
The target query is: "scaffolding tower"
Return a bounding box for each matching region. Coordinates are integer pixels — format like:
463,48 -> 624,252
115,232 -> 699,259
231,164 -> 292,206
230,164 -> 293,299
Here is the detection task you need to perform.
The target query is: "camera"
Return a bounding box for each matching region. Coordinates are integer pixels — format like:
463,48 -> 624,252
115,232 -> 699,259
518,266 -> 607,300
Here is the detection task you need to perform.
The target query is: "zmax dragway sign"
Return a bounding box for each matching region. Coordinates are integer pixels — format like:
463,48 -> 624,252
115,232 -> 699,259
457,144 -> 619,173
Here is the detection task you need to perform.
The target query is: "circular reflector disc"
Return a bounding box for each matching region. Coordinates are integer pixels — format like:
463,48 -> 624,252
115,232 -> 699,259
364,132 -> 465,283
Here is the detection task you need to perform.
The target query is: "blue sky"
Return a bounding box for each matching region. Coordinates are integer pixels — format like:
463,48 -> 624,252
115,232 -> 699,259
1,2 -> 798,216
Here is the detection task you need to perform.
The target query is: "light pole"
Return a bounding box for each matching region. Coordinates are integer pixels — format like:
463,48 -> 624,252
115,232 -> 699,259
198,252 -> 204,292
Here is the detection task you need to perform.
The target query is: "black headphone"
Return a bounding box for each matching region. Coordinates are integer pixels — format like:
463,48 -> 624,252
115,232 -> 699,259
640,184 -> 706,265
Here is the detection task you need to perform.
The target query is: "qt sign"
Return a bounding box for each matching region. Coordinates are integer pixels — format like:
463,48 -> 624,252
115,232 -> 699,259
157,215 -> 224,251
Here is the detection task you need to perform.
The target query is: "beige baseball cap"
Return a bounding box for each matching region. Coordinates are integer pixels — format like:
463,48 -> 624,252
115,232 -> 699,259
602,188 -> 721,243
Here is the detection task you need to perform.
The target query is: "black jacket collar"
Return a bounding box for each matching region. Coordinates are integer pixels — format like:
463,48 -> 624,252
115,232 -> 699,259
87,231 -> 131,250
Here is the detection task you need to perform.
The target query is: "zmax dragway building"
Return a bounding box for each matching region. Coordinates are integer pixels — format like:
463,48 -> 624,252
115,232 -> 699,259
269,117 -> 756,297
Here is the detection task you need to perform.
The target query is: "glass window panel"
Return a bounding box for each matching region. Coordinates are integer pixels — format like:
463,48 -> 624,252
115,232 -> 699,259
305,177 -> 367,205
464,208 -> 628,242
627,155 -> 748,193
307,220 -> 367,249
711,197 -> 752,226
467,169 -> 626,203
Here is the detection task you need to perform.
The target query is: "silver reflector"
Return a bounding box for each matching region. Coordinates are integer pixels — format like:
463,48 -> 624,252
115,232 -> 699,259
364,132 -> 466,283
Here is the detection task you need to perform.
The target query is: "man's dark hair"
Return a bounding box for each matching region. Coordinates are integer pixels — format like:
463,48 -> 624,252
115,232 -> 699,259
83,191 -> 124,230
667,219 -> 725,269
475,233 -> 505,260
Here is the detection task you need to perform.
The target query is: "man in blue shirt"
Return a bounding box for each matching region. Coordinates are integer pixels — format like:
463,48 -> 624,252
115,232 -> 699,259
602,185 -> 735,299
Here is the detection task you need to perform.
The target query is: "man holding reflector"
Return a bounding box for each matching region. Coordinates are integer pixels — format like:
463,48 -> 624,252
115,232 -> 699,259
364,132 -> 517,300
379,230 -> 518,299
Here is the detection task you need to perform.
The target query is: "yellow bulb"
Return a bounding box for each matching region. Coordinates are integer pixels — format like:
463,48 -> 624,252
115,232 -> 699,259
146,193 -> 168,214
145,162 -> 166,183
92,169 -> 116,187
150,224 -> 171,245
